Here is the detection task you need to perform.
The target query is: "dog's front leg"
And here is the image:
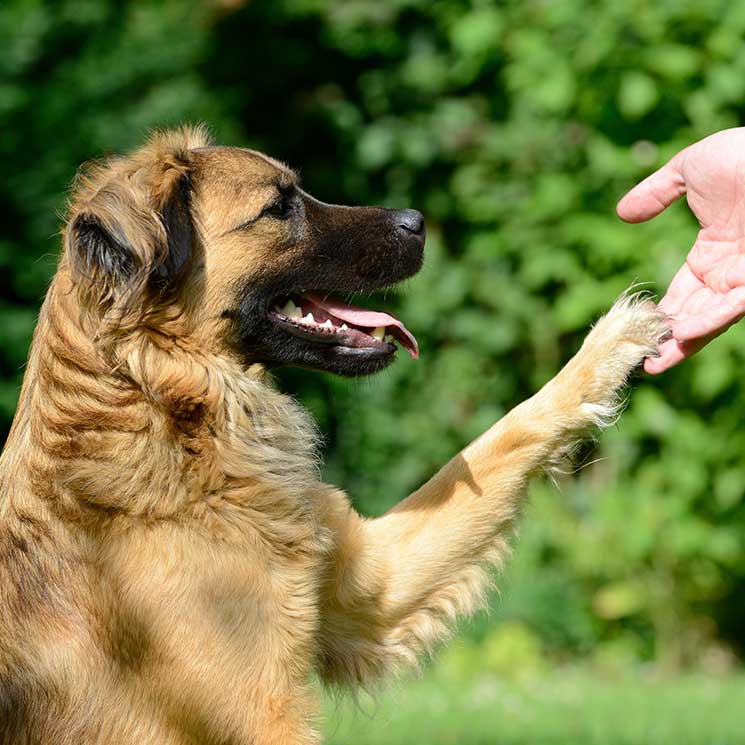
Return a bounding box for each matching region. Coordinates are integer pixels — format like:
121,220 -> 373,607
318,295 -> 668,688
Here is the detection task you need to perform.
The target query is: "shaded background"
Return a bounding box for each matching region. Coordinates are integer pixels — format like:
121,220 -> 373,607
3,0 -> 745,741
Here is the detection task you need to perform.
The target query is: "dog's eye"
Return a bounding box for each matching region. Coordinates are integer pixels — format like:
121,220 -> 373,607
264,197 -> 294,220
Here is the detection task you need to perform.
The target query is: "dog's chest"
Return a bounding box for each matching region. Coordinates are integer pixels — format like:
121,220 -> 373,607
102,379 -> 334,727
105,497 -> 332,700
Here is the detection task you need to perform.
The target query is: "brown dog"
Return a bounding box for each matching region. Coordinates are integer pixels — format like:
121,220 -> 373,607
0,126 -> 667,744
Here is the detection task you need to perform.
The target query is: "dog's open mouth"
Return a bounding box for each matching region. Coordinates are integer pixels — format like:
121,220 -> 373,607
268,293 -> 419,359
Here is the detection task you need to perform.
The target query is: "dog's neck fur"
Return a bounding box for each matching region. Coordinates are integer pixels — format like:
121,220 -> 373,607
2,270 -> 324,534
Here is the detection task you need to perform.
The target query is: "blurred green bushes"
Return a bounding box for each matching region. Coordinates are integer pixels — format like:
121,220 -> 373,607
2,0 -> 745,667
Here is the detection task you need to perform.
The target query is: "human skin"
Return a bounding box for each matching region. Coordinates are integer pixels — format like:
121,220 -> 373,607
617,127 -> 745,373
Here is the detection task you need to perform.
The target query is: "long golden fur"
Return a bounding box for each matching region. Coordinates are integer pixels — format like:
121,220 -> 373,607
0,127 -> 668,744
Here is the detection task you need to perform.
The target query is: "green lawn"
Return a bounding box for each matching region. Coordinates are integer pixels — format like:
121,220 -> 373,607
324,663 -> 745,745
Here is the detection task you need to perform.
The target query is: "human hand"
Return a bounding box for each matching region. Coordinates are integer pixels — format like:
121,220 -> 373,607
617,128 -> 745,374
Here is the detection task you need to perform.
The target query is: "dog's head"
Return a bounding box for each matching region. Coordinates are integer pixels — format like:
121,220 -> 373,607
64,126 -> 424,377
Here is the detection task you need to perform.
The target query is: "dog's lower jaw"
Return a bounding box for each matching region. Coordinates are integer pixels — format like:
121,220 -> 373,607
237,328 -> 399,377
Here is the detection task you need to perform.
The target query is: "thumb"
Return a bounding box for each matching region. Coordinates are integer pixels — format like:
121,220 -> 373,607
616,151 -> 687,223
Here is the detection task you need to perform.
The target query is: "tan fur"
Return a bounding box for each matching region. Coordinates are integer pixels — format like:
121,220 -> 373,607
0,127 -> 668,744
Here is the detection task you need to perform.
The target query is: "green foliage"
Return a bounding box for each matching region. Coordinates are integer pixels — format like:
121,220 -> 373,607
2,0 -> 745,666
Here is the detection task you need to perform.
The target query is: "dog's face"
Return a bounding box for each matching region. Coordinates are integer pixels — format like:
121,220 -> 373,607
65,127 -> 424,377
192,147 -> 424,376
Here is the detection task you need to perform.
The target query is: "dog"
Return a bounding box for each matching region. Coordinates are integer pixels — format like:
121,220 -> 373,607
0,125 -> 668,744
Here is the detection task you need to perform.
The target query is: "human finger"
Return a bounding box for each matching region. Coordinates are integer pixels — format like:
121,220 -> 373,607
617,151 -> 687,223
673,286 -> 745,342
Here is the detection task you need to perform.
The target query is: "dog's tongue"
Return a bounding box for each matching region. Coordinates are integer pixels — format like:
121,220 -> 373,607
305,293 -> 419,359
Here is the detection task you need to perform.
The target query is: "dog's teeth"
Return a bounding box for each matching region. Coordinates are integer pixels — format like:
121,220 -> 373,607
281,299 -> 298,317
340,323 -> 349,331
302,313 -> 315,324
371,327 -> 385,341
322,319 -> 333,328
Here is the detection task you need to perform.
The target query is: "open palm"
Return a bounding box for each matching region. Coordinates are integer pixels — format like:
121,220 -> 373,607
617,128 -> 745,373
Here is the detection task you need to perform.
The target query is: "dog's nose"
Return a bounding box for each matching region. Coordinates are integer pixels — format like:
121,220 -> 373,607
395,209 -> 425,238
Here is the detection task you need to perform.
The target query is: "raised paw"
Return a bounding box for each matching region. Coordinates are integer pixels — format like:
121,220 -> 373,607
560,291 -> 670,427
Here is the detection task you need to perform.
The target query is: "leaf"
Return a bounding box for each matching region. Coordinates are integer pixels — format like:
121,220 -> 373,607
618,72 -> 659,120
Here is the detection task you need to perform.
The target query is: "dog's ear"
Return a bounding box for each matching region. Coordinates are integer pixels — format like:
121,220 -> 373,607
149,172 -> 193,291
66,168 -> 193,306
65,134 -> 201,309
68,212 -> 140,291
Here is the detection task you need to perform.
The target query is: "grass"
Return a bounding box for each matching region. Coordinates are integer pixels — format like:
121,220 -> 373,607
324,661 -> 745,744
